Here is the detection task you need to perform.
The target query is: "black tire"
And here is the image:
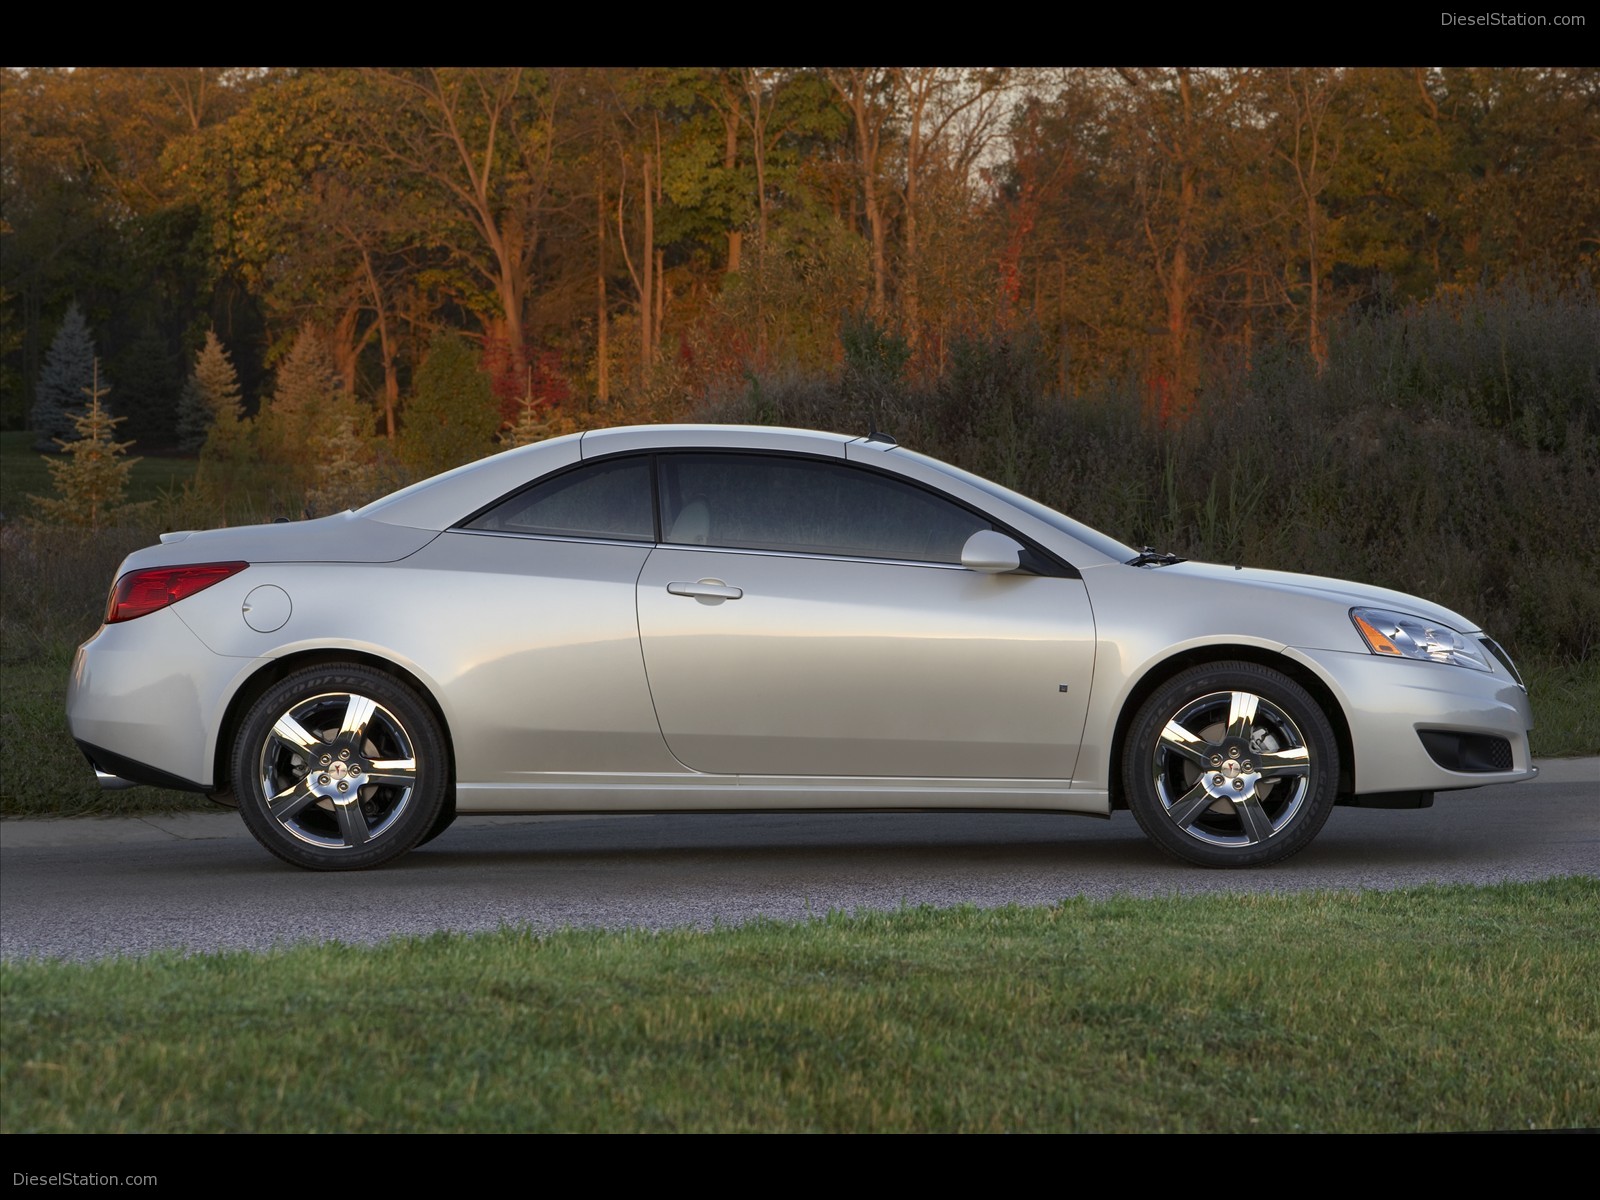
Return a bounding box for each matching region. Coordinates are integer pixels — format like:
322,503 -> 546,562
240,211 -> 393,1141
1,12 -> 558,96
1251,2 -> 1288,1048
1123,661 -> 1339,868
415,793 -> 458,847
233,664 -> 448,871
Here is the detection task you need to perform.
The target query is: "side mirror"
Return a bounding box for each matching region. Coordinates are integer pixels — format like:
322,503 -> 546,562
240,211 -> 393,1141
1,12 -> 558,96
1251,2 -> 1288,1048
960,530 -> 1023,574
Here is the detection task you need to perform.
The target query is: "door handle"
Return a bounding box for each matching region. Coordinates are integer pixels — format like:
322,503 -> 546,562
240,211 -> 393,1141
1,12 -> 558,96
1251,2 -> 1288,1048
667,580 -> 744,601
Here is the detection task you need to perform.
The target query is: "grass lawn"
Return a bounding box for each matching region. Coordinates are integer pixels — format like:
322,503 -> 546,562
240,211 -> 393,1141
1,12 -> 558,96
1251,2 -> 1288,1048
3,880 -> 1596,1133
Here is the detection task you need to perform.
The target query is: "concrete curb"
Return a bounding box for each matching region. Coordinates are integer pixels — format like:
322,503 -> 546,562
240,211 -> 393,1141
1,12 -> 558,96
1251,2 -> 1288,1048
1525,757 -> 1600,785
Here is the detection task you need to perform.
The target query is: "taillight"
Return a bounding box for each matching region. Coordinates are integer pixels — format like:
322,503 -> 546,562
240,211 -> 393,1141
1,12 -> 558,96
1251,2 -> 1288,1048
106,562 -> 249,624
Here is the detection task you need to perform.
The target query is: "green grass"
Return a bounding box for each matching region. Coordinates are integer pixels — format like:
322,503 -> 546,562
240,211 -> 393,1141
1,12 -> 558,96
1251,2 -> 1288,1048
0,430 -> 197,520
3,880 -> 1596,1133
0,648 -> 214,817
1522,658 -> 1600,757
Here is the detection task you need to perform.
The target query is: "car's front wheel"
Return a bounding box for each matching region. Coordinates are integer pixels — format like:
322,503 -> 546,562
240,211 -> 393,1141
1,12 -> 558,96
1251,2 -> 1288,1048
233,664 -> 448,870
1123,662 -> 1339,868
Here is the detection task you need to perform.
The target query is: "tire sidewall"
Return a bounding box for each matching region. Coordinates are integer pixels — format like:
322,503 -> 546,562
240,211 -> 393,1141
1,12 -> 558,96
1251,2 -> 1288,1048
233,665 -> 447,871
1124,661 -> 1339,868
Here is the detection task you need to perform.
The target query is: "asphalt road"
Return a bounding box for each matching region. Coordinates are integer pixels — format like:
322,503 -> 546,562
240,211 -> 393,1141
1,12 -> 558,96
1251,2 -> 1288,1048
2,761 -> 1594,961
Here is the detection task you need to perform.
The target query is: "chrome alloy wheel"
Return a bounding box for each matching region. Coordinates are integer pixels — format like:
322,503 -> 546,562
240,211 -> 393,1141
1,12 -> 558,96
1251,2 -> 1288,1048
1150,689 -> 1312,848
256,690 -> 419,851
235,664 -> 448,870
1124,662 -> 1339,867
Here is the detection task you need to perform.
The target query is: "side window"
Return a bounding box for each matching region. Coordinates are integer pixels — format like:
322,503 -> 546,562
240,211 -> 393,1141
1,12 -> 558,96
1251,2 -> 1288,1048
658,454 -> 989,564
465,457 -> 655,541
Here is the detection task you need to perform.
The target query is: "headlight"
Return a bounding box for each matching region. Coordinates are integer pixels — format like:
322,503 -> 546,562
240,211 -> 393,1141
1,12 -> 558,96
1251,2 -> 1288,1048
1350,608 -> 1492,672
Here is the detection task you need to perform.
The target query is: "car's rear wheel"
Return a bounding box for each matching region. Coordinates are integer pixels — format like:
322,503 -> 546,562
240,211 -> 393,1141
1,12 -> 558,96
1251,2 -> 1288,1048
233,664 -> 447,871
415,794 -> 457,847
1124,662 -> 1339,868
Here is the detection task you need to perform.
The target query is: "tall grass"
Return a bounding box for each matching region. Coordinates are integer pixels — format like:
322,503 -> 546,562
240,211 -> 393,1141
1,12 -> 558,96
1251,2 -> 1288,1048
0,464 -> 302,815
703,277 -> 1600,667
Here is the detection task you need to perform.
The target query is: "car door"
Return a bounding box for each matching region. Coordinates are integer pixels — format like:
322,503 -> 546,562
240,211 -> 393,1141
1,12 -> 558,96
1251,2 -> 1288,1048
415,455 -> 677,782
635,452 -> 1097,781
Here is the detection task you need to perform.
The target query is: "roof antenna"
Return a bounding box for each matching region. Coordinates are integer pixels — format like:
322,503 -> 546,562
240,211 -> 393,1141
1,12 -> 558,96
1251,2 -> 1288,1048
866,403 -> 896,446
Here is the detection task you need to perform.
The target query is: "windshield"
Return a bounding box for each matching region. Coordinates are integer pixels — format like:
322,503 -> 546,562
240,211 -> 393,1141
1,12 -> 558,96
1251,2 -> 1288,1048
891,448 -> 1139,563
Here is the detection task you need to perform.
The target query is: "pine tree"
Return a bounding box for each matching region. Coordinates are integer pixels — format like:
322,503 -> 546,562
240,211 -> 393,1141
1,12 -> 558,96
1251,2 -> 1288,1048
113,326 -> 180,448
27,360 -> 145,530
401,331 -> 499,477
176,331 -> 244,452
30,302 -> 99,451
306,394 -> 382,515
255,322 -> 340,493
196,396 -> 256,500
499,393 -> 551,449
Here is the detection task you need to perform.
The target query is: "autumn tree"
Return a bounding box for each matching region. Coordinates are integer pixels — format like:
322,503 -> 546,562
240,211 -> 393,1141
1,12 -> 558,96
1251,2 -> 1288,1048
8,64 -> 1593,446
606,69 -> 669,385
2,69 -> 264,437
358,69 -> 570,382
1270,68 -> 1342,369
667,68 -> 847,372
827,68 -> 897,320
893,68 -> 1013,346
1326,68 -> 1600,295
167,71 -> 414,437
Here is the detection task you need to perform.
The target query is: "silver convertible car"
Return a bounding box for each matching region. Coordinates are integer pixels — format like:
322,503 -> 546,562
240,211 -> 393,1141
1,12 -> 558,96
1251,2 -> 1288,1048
68,424 -> 1537,870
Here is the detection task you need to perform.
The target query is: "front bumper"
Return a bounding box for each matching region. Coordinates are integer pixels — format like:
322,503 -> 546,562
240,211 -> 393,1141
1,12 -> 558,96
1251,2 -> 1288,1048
1287,645 -> 1537,795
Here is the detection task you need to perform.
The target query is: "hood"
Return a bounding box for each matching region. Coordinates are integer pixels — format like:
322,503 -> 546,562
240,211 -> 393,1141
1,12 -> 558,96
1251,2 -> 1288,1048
1162,561 -> 1481,633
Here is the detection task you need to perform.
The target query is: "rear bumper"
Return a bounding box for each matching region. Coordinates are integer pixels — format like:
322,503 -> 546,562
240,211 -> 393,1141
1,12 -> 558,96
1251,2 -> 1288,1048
76,739 -> 209,792
67,611 -> 259,791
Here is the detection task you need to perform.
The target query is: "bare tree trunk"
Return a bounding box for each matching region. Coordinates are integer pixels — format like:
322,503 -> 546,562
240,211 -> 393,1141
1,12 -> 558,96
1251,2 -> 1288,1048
1058,258 -> 1069,396
742,69 -> 773,353
367,69 -> 563,383
597,179 -> 609,404
331,299 -> 363,397
829,69 -> 891,319
902,70 -> 929,342
1124,67 -> 1202,421
1277,68 -> 1340,373
744,69 -> 771,251
642,151 -> 654,379
1168,72 -> 1199,417
616,146 -> 656,386
723,104 -> 742,273
655,247 -> 665,366
356,250 -> 398,439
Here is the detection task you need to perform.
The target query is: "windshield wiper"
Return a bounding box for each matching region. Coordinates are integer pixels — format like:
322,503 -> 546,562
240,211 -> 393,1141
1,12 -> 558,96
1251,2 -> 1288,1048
1127,547 -> 1187,567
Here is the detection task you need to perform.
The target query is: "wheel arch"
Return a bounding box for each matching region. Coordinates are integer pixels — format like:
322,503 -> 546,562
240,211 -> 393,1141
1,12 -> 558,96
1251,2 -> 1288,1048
211,649 -> 455,800
1107,644 -> 1355,810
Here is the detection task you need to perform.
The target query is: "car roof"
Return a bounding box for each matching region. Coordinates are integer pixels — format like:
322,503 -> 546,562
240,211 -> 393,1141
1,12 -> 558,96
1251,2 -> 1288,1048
359,425 -> 860,531
582,424 -> 856,459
